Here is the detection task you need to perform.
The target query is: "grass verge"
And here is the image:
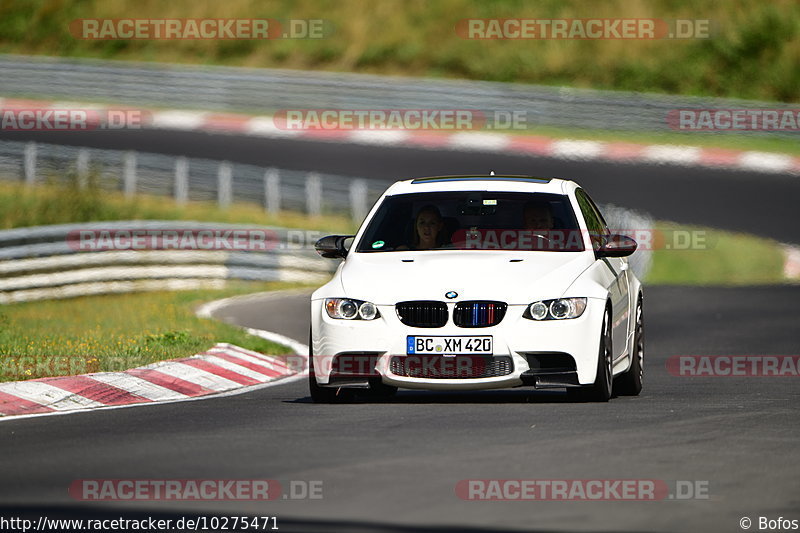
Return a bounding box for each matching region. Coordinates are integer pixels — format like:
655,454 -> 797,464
0,180 -> 359,233
646,222 -> 786,285
0,281 -> 315,382
0,0 -> 797,102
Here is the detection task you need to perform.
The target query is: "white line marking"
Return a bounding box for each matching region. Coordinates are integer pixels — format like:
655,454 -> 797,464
195,288 -> 311,319
244,327 -> 308,356
198,293 -> 309,362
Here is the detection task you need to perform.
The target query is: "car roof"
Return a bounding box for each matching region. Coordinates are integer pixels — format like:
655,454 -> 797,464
384,175 -> 577,196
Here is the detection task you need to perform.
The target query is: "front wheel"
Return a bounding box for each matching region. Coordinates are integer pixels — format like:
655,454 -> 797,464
615,295 -> 643,396
308,357 -> 340,403
567,306 -> 613,403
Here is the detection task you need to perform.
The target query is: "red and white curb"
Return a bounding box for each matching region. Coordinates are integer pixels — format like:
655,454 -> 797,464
783,245 -> 800,281
0,342 -> 305,420
1,97 -> 799,176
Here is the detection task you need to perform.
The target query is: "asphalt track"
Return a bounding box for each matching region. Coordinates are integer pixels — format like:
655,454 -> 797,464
0,131 -> 798,532
1,286 -> 798,533
1,128 -> 799,243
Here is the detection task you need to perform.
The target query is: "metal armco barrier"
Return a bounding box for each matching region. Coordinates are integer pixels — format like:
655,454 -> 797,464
0,221 -> 337,304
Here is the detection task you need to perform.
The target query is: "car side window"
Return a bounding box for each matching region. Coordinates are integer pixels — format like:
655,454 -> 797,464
575,189 -> 609,252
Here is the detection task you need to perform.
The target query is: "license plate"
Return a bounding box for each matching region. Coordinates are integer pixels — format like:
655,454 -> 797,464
407,336 -> 493,355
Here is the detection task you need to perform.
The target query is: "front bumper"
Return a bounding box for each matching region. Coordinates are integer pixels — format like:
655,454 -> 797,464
310,298 -> 605,391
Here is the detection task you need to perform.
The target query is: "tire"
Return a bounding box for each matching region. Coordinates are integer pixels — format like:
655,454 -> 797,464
366,377 -> 398,399
308,328 -> 343,403
567,305 -> 613,403
615,295 -> 644,396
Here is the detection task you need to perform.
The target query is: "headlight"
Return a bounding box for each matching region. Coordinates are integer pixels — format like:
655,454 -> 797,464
325,298 -> 381,320
525,298 -> 587,321
529,301 -> 548,320
358,301 -> 378,320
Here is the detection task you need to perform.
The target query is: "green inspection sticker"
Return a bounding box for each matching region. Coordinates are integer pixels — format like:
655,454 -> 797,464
372,240 -> 385,249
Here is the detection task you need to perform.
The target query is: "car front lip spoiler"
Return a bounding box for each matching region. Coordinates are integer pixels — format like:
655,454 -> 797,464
520,370 -> 581,388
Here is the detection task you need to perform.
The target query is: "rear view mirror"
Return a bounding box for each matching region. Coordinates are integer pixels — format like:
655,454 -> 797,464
597,234 -> 637,258
459,196 -> 496,216
314,235 -> 354,259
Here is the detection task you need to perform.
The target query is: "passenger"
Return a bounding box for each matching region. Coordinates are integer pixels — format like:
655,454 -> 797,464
522,200 -> 554,231
521,200 -> 556,250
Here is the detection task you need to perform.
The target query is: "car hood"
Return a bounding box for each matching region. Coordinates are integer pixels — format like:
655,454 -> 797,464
339,250 -> 593,305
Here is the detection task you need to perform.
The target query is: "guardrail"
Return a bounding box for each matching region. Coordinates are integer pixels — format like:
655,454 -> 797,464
0,221 -> 337,304
0,54 -> 793,137
0,139 -> 381,222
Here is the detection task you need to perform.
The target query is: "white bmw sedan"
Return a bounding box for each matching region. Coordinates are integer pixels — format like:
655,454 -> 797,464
309,175 -> 643,402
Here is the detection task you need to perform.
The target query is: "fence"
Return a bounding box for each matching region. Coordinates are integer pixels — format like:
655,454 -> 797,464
0,139 -> 380,222
0,54 -> 794,137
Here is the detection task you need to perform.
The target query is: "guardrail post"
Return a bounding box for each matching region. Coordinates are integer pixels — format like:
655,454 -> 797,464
24,142 -> 37,187
174,156 -> 188,206
349,179 -> 368,223
76,149 -> 89,189
305,172 -> 322,217
123,151 -> 137,198
264,168 -> 280,215
217,161 -> 232,208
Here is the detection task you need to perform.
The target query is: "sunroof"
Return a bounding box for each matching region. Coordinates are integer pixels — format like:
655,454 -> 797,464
410,176 -> 553,184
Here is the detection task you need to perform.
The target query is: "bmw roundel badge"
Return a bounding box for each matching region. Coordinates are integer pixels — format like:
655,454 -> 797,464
445,291 -> 458,299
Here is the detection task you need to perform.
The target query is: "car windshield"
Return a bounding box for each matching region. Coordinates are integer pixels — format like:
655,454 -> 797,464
355,191 -> 585,252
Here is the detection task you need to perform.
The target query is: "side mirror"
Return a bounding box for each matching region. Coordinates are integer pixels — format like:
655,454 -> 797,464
597,234 -> 637,258
314,235 -> 354,259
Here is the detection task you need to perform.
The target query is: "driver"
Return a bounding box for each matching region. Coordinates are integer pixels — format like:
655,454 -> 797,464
521,200 -> 556,250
